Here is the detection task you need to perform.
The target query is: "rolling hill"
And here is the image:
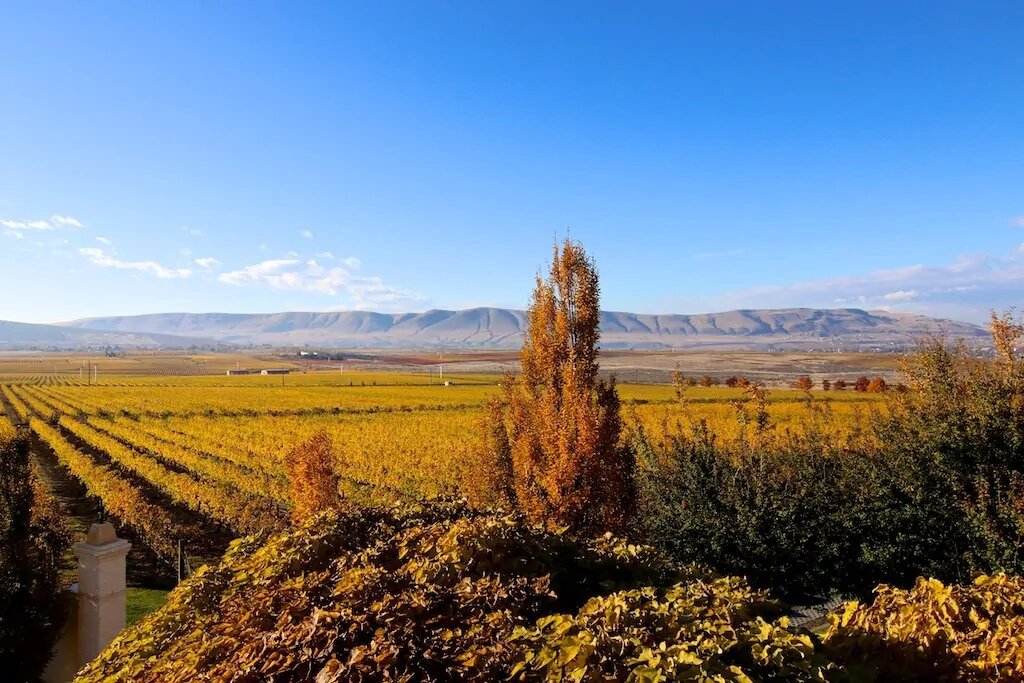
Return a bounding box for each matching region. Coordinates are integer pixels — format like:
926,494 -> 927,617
60,307 -> 988,350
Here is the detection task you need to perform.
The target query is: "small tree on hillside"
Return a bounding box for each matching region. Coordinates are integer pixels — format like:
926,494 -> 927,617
795,376 -> 813,392
854,376 -> 871,392
821,378 -> 832,391
867,377 -> 888,393
833,379 -> 847,391
284,431 -> 341,523
482,239 -> 635,535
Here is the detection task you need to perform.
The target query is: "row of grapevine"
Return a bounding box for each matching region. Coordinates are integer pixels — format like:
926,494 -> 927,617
30,418 -> 181,557
22,384 -> 83,415
0,413 -> 14,442
1,385 -> 31,421
60,416 -> 285,535
91,416 -> 291,504
8,385 -> 53,419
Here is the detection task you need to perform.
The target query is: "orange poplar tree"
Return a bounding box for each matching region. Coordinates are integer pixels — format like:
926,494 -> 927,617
481,239 -> 635,535
284,431 -> 341,523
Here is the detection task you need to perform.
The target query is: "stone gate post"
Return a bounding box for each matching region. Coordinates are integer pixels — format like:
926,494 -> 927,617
73,522 -> 131,664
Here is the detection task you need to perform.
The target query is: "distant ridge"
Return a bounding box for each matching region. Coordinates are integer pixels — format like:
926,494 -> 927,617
0,320 -> 214,348
59,307 -> 988,350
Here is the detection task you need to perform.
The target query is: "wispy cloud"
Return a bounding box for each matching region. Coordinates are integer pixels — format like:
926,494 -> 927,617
1011,216 -> 1024,228
95,236 -> 113,245
180,227 -> 202,236
713,243 -> 1024,322
217,257 -> 422,309
299,229 -> 314,239
194,257 -> 221,269
0,214 -> 85,231
79,247 -> 192,279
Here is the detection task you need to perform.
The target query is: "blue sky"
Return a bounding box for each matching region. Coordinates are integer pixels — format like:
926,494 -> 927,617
1,2 -> 1022,324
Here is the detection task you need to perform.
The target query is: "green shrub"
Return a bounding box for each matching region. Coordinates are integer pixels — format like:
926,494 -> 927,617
634,417 -> 882,602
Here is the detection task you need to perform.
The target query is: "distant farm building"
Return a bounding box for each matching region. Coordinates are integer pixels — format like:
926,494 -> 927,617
226,368 -> 258,375
261,368 -> 291,375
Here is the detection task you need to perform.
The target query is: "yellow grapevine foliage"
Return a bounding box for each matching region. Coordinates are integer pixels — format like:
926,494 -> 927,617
75,503 -> 828,683
504,579 -> 832,682
0,414 -> 15,444
823,574 -> 1024,682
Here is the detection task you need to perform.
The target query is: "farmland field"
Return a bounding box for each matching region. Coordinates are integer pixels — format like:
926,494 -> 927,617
0,357 -> 884,570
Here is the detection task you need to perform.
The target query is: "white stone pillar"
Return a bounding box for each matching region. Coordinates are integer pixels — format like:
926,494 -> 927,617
73,523 -> 130,665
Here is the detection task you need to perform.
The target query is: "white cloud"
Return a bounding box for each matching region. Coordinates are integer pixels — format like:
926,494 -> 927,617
342,256 -> 361,269
4,229 -> 24,239
180,248 -> 193,256
50,215 -> 84,228
181,227 -> 202,236
95,236 -> 113,245
0,214 -> 84,231
882,290 -> 919,302
284,250 -> 299,258
217,257 -> 422,309
299,229 -> 314,239
217,259 -> 300,286
314,251 -> 335,260
79,247 -> 192,279
194,257 -> 221,269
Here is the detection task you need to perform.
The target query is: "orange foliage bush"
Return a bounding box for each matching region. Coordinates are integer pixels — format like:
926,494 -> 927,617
284,430 -> 341,523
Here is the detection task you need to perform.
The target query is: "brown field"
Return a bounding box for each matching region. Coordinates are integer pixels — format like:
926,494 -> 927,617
350,348 -> 903,387
0,348 -> 904,387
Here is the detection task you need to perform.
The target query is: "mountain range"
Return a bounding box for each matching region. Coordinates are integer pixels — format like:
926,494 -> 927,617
6,307 -> 984,351
0,320 -> 215,348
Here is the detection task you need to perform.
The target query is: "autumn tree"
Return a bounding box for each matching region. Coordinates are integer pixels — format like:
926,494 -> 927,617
821,378 -> 832,391
854,376 -> 871,392
725,376 -> 740,388
794,376 -> 813,392
833,379 -> 847,391
990,309 -> 1024,376
699,375 -> 716,387
867,377 -> 888,393
284,431 -> 341,523
482,239 -> 635,535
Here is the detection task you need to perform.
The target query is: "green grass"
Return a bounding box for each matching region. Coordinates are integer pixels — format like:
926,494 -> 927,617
126,587 -> 169,627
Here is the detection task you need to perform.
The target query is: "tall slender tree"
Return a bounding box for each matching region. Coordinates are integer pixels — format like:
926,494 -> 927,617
482,239 -> 635,535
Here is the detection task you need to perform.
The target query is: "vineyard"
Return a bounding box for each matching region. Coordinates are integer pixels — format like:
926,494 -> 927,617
0,372 -> 881,564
